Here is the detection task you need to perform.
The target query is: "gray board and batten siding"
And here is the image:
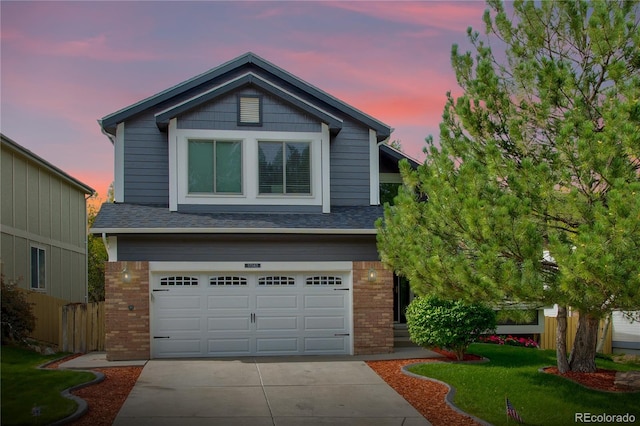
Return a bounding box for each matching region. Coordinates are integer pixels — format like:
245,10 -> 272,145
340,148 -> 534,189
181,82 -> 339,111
115,234 -> 380,262
121,85 -> 373,208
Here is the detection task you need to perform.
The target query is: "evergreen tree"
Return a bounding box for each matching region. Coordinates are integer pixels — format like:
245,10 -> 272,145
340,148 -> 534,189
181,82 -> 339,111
377,0 -> 640,373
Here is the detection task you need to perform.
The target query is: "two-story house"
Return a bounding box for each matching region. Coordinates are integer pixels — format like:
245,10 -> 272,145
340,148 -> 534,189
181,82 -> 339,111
91,52 -> 418,361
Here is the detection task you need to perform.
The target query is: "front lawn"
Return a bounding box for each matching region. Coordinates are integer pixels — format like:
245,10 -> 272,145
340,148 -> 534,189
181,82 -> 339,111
0,345 -> 96,425
408,344 -> 639,426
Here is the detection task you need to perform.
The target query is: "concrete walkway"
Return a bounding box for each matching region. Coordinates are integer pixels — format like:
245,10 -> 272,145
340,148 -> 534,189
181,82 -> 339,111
111,358 -> 431,425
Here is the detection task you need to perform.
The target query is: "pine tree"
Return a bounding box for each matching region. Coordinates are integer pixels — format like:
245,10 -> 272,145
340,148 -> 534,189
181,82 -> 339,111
377,0 -> 640,373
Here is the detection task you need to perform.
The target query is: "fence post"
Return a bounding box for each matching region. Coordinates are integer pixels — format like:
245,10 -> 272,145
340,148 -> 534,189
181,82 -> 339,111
61,305 -> 69,352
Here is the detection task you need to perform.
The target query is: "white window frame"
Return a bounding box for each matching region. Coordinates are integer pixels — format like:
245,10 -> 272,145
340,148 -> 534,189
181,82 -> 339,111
171,127 -> 324,209
30,245 -> 46,290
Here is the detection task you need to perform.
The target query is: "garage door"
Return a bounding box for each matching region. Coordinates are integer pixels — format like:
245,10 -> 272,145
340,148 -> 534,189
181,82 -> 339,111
151,271 -> 351,358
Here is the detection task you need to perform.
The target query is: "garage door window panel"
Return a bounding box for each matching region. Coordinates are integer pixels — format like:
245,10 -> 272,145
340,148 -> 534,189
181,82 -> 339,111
258,276 -> 296,286
305,276 -> 343,286
160,276 -> 199,286
210,276 -> 248,286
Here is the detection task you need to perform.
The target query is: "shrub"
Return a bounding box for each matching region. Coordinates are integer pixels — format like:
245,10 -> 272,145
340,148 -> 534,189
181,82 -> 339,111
406,296 -> 496,360
1,276 -> 36,344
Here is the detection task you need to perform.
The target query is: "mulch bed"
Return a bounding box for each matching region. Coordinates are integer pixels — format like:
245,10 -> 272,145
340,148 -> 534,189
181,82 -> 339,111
367,358 -> 481,425
45,354 -> 143,426
543,367 -> 635,393
46,351 -> 631,425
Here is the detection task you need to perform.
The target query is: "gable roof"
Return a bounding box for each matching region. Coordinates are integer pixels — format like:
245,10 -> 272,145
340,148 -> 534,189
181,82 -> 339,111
379,144 -> 420,169
1,133 -> 94,195
99,52 -> 391,140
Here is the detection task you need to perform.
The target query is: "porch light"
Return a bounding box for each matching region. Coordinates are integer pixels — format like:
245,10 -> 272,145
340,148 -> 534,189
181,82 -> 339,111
121,262 -> 132,283
367,267 -> 377,282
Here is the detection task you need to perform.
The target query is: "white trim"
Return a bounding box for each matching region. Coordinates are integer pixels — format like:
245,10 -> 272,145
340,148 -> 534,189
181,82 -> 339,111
173,128 -> 323,207
369,129 -> 380,205
168,119 -> 178,211
114,123 -> 125,203
106,236 -> 118,261
321,123 -> 331,213
91,227 -> 377,235
149,260 -> 353,272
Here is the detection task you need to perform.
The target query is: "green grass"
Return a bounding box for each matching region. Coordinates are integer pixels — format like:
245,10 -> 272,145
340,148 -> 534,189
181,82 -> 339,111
408,344 -> 640,426
1,345 -> 96,426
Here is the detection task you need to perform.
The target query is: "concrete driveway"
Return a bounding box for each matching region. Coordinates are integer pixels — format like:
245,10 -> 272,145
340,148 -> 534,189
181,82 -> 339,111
113,357 -> 431,426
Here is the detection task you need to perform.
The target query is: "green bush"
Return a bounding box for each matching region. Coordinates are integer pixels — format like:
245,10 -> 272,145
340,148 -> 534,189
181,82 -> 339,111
1,276 -> 36,344
406,296 -> 496,360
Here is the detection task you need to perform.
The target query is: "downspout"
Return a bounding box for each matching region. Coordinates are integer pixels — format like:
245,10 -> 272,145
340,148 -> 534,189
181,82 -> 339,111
101,233 -> 109,258
84,192 -> 94,303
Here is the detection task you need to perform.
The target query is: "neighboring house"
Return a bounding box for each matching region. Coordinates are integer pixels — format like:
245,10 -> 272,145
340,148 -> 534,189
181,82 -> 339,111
91,52 -> 419,360
611,311 -> 639,355
1,133 -> 94,302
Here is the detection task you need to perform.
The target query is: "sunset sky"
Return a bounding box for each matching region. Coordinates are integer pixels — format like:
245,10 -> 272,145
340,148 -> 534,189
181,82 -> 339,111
1,1 -> 488,202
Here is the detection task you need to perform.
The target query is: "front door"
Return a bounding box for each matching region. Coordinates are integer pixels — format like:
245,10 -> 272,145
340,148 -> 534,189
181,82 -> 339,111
393,275 -> 411,323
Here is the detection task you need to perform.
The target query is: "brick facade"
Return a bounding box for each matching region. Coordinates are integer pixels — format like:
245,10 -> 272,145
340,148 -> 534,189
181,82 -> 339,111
104,261 -> 150,361
352,261 -> 394,355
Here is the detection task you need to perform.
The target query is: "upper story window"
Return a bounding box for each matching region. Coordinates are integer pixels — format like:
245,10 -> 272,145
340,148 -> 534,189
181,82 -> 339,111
258,141 -> 310,195
188,139 -> 242,194
30,246 -> 46,290
171,128 -> 325,210
238,95 -> 262,126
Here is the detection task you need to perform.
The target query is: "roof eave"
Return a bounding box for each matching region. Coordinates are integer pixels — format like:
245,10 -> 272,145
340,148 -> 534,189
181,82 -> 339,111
1,134 -> 95,195
90,227 -> 378,235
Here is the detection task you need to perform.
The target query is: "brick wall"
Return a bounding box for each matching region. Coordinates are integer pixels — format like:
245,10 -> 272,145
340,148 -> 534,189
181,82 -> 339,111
352,261 -> 394,355
104,261 -> 150,361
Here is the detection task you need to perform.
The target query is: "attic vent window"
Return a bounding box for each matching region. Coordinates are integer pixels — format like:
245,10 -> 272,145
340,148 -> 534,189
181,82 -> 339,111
238,95 -> 262,126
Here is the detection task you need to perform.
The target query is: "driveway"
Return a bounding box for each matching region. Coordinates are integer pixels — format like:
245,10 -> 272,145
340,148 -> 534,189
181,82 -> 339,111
113,357 -> 431,425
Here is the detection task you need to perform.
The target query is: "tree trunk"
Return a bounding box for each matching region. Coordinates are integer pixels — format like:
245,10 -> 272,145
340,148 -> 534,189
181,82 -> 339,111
555,305 -> 570,374
568,312 -> 599,373
595,313 -> 611,353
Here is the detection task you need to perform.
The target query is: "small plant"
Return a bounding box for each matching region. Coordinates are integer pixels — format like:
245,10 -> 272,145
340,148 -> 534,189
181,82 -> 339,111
405,296 -> 496,360
478,334 -> 539,348
1,275 -> 36,344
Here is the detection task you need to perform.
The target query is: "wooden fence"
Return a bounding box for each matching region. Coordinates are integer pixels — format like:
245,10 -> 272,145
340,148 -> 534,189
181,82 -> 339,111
541,313 -> 612,354
23,290 -> 105,352
60,302 -> 105,353
24,291 -> 68,345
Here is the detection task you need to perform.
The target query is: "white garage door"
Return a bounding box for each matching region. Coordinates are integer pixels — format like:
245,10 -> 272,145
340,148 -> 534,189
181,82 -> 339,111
151,271 -> 351,358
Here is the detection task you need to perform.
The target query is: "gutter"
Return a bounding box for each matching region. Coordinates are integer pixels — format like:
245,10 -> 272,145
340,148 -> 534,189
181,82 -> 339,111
90,227 -> 378,235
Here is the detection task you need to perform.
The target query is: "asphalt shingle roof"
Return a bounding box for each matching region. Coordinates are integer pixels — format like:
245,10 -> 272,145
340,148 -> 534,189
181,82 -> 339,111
91,203 -> 384,233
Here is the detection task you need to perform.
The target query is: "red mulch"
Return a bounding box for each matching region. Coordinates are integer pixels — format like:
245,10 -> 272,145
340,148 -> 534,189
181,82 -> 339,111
67,366 -> 143,426
543,367 -> 634,393
367,358 -> 481,426
47,352 -> 631,426
45,354 -> 143,426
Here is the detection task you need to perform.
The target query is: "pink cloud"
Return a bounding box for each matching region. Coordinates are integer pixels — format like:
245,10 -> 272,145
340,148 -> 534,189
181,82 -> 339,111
4,29 -> 161,62
325,2 -> 485,33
